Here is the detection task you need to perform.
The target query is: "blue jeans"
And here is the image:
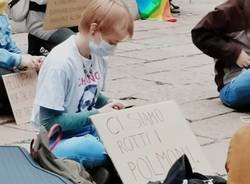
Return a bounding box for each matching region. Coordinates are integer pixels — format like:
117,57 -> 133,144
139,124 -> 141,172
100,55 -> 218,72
220,69 -> 250,109
52,125 -> 107,169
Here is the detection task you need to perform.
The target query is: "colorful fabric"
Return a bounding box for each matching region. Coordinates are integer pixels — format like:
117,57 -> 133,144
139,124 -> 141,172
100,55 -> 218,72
0,15 -> 21,70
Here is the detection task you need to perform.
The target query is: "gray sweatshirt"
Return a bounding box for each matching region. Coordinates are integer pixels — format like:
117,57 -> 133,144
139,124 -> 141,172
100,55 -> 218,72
10,0 -> 57,40
26,0 -> 57,40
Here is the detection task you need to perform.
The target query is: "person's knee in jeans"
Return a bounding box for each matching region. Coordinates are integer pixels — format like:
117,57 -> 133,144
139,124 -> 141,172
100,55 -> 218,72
53,134 -> 107,168
220,69 -> 250,109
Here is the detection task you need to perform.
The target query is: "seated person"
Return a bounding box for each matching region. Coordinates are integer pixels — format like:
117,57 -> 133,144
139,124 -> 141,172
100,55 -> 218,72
9,0 -> 82,56
32,0 -> 134,172
0,0 -> 43,114
192,0 -> 250,110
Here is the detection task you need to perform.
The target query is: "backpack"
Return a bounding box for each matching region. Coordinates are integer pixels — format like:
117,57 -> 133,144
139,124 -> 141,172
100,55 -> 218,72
8,0 -> 29,22
148,154 -> 226,184
30,124 -> 96,184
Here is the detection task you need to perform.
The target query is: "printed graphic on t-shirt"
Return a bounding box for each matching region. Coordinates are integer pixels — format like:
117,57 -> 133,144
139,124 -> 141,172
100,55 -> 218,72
77,84 -> 98,112
78,72 -> 101,87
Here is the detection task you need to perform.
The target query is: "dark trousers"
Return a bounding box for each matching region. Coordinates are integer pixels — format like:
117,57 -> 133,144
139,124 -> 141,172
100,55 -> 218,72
0,68 -> 13,113
28,27 -> 78,56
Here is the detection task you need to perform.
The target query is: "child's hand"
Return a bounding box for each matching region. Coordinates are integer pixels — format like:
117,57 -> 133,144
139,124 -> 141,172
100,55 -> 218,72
98,103 -> 116,113
108,99 -> 126,110
236,50 -> 250,68
21,54 -> 45,70
98,100 -> 126,113
31,56 -> 45,71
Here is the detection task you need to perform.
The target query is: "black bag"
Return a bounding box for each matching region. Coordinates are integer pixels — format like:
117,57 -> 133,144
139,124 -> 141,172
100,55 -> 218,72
148,154 -> 226,184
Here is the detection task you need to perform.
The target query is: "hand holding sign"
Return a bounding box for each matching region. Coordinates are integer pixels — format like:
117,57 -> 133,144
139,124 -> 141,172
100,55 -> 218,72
91,101 -> 213,184
98,100 -> 126,113
21,55 -> 45,71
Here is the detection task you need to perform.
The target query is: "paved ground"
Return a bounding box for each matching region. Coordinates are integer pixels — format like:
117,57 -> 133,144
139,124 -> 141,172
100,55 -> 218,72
1,0 -> 249,177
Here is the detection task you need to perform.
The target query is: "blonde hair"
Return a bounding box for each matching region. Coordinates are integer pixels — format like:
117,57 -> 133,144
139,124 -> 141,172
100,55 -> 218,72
79,0 -> 134,38
0,0 -> 6,14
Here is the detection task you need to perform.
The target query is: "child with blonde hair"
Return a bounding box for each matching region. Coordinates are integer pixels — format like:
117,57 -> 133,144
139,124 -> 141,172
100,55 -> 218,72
32,0 -> 134,170
0,0 -> 43,114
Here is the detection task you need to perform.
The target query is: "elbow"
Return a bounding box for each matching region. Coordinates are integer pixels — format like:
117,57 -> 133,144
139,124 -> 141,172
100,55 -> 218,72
191,28 -> 212,55
191,28 -> 202,49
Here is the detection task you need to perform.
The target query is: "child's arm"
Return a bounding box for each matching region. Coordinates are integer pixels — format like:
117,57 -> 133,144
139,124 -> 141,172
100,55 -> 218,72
0,48 -> 21,69
40,107 -> 98,131
191,5 -> 243,66
1,15 -> 22,54
94,93 -> 109,109
7,38 -> 22,54
0,49 -> 43,70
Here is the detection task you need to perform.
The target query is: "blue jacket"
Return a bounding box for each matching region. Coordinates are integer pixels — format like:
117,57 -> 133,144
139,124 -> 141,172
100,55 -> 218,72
0,15 -> 21,70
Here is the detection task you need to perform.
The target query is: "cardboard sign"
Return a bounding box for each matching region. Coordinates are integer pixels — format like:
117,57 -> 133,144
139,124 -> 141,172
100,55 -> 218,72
91,101 -> 213,184
43,0 -> 89,30
3,71 -> 37,125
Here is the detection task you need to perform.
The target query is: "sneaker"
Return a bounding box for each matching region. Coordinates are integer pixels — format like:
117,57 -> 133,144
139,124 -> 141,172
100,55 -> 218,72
170,2 -> 180,10
171,7 -> 180,14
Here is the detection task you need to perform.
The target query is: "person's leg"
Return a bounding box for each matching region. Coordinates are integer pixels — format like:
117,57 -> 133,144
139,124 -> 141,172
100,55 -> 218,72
220,69 -> 250,109
47,28 -> 75,45
52,134 -> 107,168
69,26 -> 78,33
0,68 -> 14,114
28,34 -> 53,56
28,28 -> 75,56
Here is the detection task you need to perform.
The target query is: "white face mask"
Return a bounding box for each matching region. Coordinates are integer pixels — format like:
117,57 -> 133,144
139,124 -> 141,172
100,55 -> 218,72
89,38 -> 117,56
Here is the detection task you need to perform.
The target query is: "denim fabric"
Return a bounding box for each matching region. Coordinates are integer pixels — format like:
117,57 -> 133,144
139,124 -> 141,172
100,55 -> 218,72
52,126 -> 107,169
220,69 -> 250,109
0,15 -> 21,69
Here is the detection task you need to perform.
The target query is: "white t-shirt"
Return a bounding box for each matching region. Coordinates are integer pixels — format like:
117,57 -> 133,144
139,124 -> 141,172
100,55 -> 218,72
32,35 -> 107,128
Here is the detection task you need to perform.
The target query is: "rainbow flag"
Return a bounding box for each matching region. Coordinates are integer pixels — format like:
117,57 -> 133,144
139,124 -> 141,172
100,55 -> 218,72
136,0 -> 161,19
136,0 -> 177,22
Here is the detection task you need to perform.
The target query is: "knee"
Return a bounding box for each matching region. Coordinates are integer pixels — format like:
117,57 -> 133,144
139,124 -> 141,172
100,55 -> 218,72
53,135 -> 107,168
73,135 -> 107,168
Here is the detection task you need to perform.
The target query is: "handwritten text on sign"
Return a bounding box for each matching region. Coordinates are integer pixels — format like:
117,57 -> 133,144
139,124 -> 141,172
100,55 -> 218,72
43,0 -> 90,30
91,101 -> 213,184
3,71 -> 37,125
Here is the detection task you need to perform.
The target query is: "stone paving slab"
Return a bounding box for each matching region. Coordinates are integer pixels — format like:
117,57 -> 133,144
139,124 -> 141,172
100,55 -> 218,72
131,34 -> 191,47
4,122 -> 34,132
190,112 -> 247,140
123,82 -> 218,105
202,139 -> 230,176
182,99 -> 233,122
196,135 -> 215,147
117,43 -> 202,61
105,77 -> 154,99
0,125 -> 35,145
105,77 -> 218,105
116,41 -> 161,53
137,54 -> 213,71
137,65 -> 213,86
